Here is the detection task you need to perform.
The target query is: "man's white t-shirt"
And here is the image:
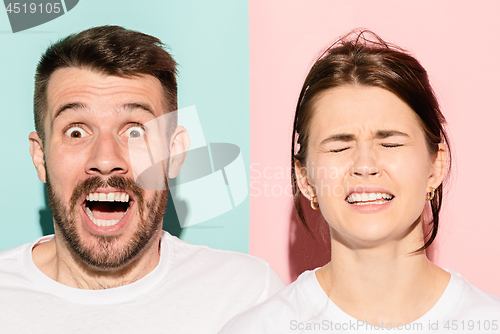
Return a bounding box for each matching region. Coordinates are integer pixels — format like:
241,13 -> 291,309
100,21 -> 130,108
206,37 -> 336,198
0,231 -> 285,333
220,268 -> 500,333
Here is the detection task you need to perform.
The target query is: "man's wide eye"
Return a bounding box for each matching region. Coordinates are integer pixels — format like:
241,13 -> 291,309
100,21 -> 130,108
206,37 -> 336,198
65,126 -> 87,139
125,126 -> 145,139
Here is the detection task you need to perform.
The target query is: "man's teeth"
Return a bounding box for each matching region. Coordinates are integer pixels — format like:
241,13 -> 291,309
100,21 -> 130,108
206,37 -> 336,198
85,207 -> 127,227
85,192 -> 129,202
346,192 -> 394,205
84,192 -> 129,227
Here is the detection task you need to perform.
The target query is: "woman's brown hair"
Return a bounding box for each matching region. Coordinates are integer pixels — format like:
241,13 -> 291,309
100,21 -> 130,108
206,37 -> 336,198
291,29 -> 450,252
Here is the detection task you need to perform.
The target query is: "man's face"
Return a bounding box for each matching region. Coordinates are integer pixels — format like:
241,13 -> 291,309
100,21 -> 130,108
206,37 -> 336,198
32,67 -> 174,270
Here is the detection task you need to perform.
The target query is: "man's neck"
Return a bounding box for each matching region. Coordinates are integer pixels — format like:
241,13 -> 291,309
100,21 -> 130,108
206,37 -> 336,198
31,233 -> 162,290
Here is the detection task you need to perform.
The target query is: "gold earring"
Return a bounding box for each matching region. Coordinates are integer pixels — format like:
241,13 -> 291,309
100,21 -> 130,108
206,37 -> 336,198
310,196 -> 319,210
426,187 -> 436,201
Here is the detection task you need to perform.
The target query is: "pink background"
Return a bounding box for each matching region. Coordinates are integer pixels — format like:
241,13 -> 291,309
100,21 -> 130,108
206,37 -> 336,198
249,0 -> 500,296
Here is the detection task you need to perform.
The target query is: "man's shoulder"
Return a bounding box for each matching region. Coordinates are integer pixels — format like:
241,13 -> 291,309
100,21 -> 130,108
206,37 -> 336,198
161,233 -> 284,319
218,271 -> 317,333
0,240 -> 40,294
0,241 -> 30,270
163,231 -> 275,274
0,236 -> 55,285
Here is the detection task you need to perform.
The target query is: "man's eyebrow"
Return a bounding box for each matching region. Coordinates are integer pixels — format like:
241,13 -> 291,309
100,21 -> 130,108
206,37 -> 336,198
120,102 -> 156,117
375,130 -> 409,139
52,102 -> 87,126
52,102 -> 157,125
320,133 -> 355,145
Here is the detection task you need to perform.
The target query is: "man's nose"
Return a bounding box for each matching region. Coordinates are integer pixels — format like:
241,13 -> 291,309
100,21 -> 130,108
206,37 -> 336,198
85,133 -> 128,176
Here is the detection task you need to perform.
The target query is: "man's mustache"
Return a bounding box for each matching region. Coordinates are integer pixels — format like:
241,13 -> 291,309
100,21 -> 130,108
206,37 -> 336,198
70,176 -> 144,209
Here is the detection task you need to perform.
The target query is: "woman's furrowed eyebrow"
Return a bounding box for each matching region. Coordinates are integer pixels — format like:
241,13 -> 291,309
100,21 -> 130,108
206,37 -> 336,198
320,133 -> 355,145
375,130 -> 409,139
320,130 -> 409,145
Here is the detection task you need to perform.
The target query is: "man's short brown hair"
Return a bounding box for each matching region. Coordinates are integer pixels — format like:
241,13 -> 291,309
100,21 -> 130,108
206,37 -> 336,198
34,25 -> 178,142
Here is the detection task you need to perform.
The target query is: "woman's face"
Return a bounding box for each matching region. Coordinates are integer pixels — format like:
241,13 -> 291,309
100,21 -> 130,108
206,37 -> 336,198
296,85 -> 445,248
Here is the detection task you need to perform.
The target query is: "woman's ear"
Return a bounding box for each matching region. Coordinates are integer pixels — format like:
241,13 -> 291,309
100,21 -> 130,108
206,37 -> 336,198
294,159 -> 316,199
428,143 -> 447,189
167,126 -> 190,178
29,132 -> 47,183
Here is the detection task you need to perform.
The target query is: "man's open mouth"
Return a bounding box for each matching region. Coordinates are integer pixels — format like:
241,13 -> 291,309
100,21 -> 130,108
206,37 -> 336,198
84,192 -> 131,227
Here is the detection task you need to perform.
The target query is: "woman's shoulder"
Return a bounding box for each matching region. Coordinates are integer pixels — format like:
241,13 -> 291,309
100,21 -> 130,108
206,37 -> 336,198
441,269 -> 500,319
218,269 -> 329,333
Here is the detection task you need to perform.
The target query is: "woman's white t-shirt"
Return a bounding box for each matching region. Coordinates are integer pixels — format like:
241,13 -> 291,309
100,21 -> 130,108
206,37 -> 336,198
220,268 -> 500,333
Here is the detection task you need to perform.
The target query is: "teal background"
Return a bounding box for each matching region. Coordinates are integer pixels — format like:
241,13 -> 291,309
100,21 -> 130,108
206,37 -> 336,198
0,0 -> 250,252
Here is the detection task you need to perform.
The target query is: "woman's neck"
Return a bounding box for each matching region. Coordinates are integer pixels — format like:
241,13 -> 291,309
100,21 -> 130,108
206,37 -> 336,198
316,237 -> 450,326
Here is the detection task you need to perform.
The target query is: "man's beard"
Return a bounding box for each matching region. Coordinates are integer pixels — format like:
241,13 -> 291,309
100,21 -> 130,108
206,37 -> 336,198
46,175 -> 167,270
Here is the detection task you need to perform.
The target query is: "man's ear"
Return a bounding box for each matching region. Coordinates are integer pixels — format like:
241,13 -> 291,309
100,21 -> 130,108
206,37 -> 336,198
167,126 -> 190,178
294,159 -> 315,199
29,132 -> 47,183
428,143 -> 447,189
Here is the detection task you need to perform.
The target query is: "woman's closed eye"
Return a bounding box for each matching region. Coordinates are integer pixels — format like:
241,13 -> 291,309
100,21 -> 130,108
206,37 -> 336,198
330,147 -> 350,153
381,143 -> 403,148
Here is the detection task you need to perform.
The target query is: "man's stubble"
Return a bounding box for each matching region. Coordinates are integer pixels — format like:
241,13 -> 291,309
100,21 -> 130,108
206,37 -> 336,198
45,174 -> 168,271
